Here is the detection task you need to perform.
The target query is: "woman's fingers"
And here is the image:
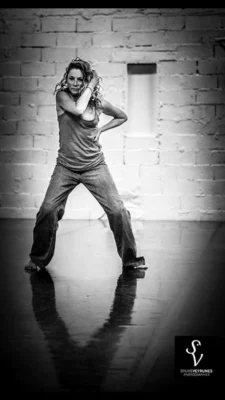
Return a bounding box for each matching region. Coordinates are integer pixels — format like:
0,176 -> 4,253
93,129 -> 101,142
91,69 -> 99,86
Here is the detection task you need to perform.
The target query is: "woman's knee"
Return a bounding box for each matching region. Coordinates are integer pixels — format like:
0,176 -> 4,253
39,201 -> 57,217
108,202 -> 128,219
41,202 -> 65,221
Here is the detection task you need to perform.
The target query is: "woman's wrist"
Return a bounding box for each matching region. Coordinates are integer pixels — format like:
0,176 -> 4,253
86,82 -> 94,92
86,86 -> 93,94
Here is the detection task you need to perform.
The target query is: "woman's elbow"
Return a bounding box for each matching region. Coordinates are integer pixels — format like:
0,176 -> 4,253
120,111 -> 128,121
73,106 -> 84,116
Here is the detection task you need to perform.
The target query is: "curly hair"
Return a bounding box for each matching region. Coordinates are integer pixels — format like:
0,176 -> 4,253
54,57 -> 102,109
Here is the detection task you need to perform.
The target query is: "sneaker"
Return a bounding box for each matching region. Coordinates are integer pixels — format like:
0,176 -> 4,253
24,259 -> 45,273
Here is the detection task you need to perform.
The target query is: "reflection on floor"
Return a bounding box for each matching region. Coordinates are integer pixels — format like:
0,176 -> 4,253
0,219 -> 225,392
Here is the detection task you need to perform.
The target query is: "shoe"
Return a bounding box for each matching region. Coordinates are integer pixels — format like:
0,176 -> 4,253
123,256 -> 147,270
24,260 -> 45,273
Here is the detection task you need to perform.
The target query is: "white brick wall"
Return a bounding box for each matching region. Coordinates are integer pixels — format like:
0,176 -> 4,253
0,8 -> 225,220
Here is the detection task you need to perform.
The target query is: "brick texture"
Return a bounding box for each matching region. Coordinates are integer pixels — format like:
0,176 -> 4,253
0,8 -> 225,220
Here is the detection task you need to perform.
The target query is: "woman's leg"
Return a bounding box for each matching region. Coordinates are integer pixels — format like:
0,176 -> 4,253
82,163 -> 146,269
25,164 -> 79,271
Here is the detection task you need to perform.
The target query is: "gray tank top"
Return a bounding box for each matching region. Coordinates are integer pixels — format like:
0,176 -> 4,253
56,109 -> 105,171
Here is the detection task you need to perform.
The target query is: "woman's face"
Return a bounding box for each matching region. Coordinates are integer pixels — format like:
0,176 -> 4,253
67,68 -> 85,96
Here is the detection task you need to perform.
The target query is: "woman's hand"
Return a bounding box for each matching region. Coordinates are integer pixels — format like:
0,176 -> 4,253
88,70 -> 99,90
93,128 -> 102,142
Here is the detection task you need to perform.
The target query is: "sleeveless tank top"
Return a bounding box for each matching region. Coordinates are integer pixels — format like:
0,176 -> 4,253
56,108 -> 105,172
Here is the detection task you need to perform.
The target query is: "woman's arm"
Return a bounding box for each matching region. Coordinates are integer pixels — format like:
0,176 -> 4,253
96,98 -> 127,139
56,71 -> 98,116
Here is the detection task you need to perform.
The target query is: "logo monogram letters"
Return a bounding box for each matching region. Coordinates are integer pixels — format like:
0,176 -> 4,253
186,339 -> 204,367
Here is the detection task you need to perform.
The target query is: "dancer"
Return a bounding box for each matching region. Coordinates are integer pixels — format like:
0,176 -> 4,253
25,57 -> 146,272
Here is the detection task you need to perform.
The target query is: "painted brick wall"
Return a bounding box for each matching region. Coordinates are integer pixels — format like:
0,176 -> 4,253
0,8 -> 225,220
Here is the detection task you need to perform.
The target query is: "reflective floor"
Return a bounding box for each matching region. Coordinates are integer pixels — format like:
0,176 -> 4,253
0,219 -> 225,392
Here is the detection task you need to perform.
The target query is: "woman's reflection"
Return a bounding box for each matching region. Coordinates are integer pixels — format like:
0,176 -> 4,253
30,267 -> 145,392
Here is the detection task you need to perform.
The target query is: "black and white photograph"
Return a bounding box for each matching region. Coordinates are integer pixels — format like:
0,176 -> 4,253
0,7 -> 225,393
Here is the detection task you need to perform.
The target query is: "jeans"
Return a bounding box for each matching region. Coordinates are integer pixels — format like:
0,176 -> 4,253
30,162 -> 141,267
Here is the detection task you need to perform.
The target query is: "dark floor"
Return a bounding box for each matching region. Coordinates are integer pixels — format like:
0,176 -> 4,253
0,219 -> 225,393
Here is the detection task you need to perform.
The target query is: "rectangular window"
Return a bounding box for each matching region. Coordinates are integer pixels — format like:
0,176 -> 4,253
127,64 -> 157,134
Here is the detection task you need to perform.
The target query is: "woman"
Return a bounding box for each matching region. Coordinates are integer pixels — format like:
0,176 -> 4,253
25,57 -> 146,272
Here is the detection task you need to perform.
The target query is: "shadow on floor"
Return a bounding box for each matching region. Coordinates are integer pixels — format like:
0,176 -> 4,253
29,267 -> 145,392
0,219 -> 225,392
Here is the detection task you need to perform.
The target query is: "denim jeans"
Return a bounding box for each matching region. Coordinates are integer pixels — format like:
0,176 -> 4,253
30,162 -> 142,267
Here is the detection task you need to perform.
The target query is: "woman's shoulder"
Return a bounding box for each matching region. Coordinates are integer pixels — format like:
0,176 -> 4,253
56,88 -> 66,95
56,88 -> 70,101
56,89 -> 69,116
